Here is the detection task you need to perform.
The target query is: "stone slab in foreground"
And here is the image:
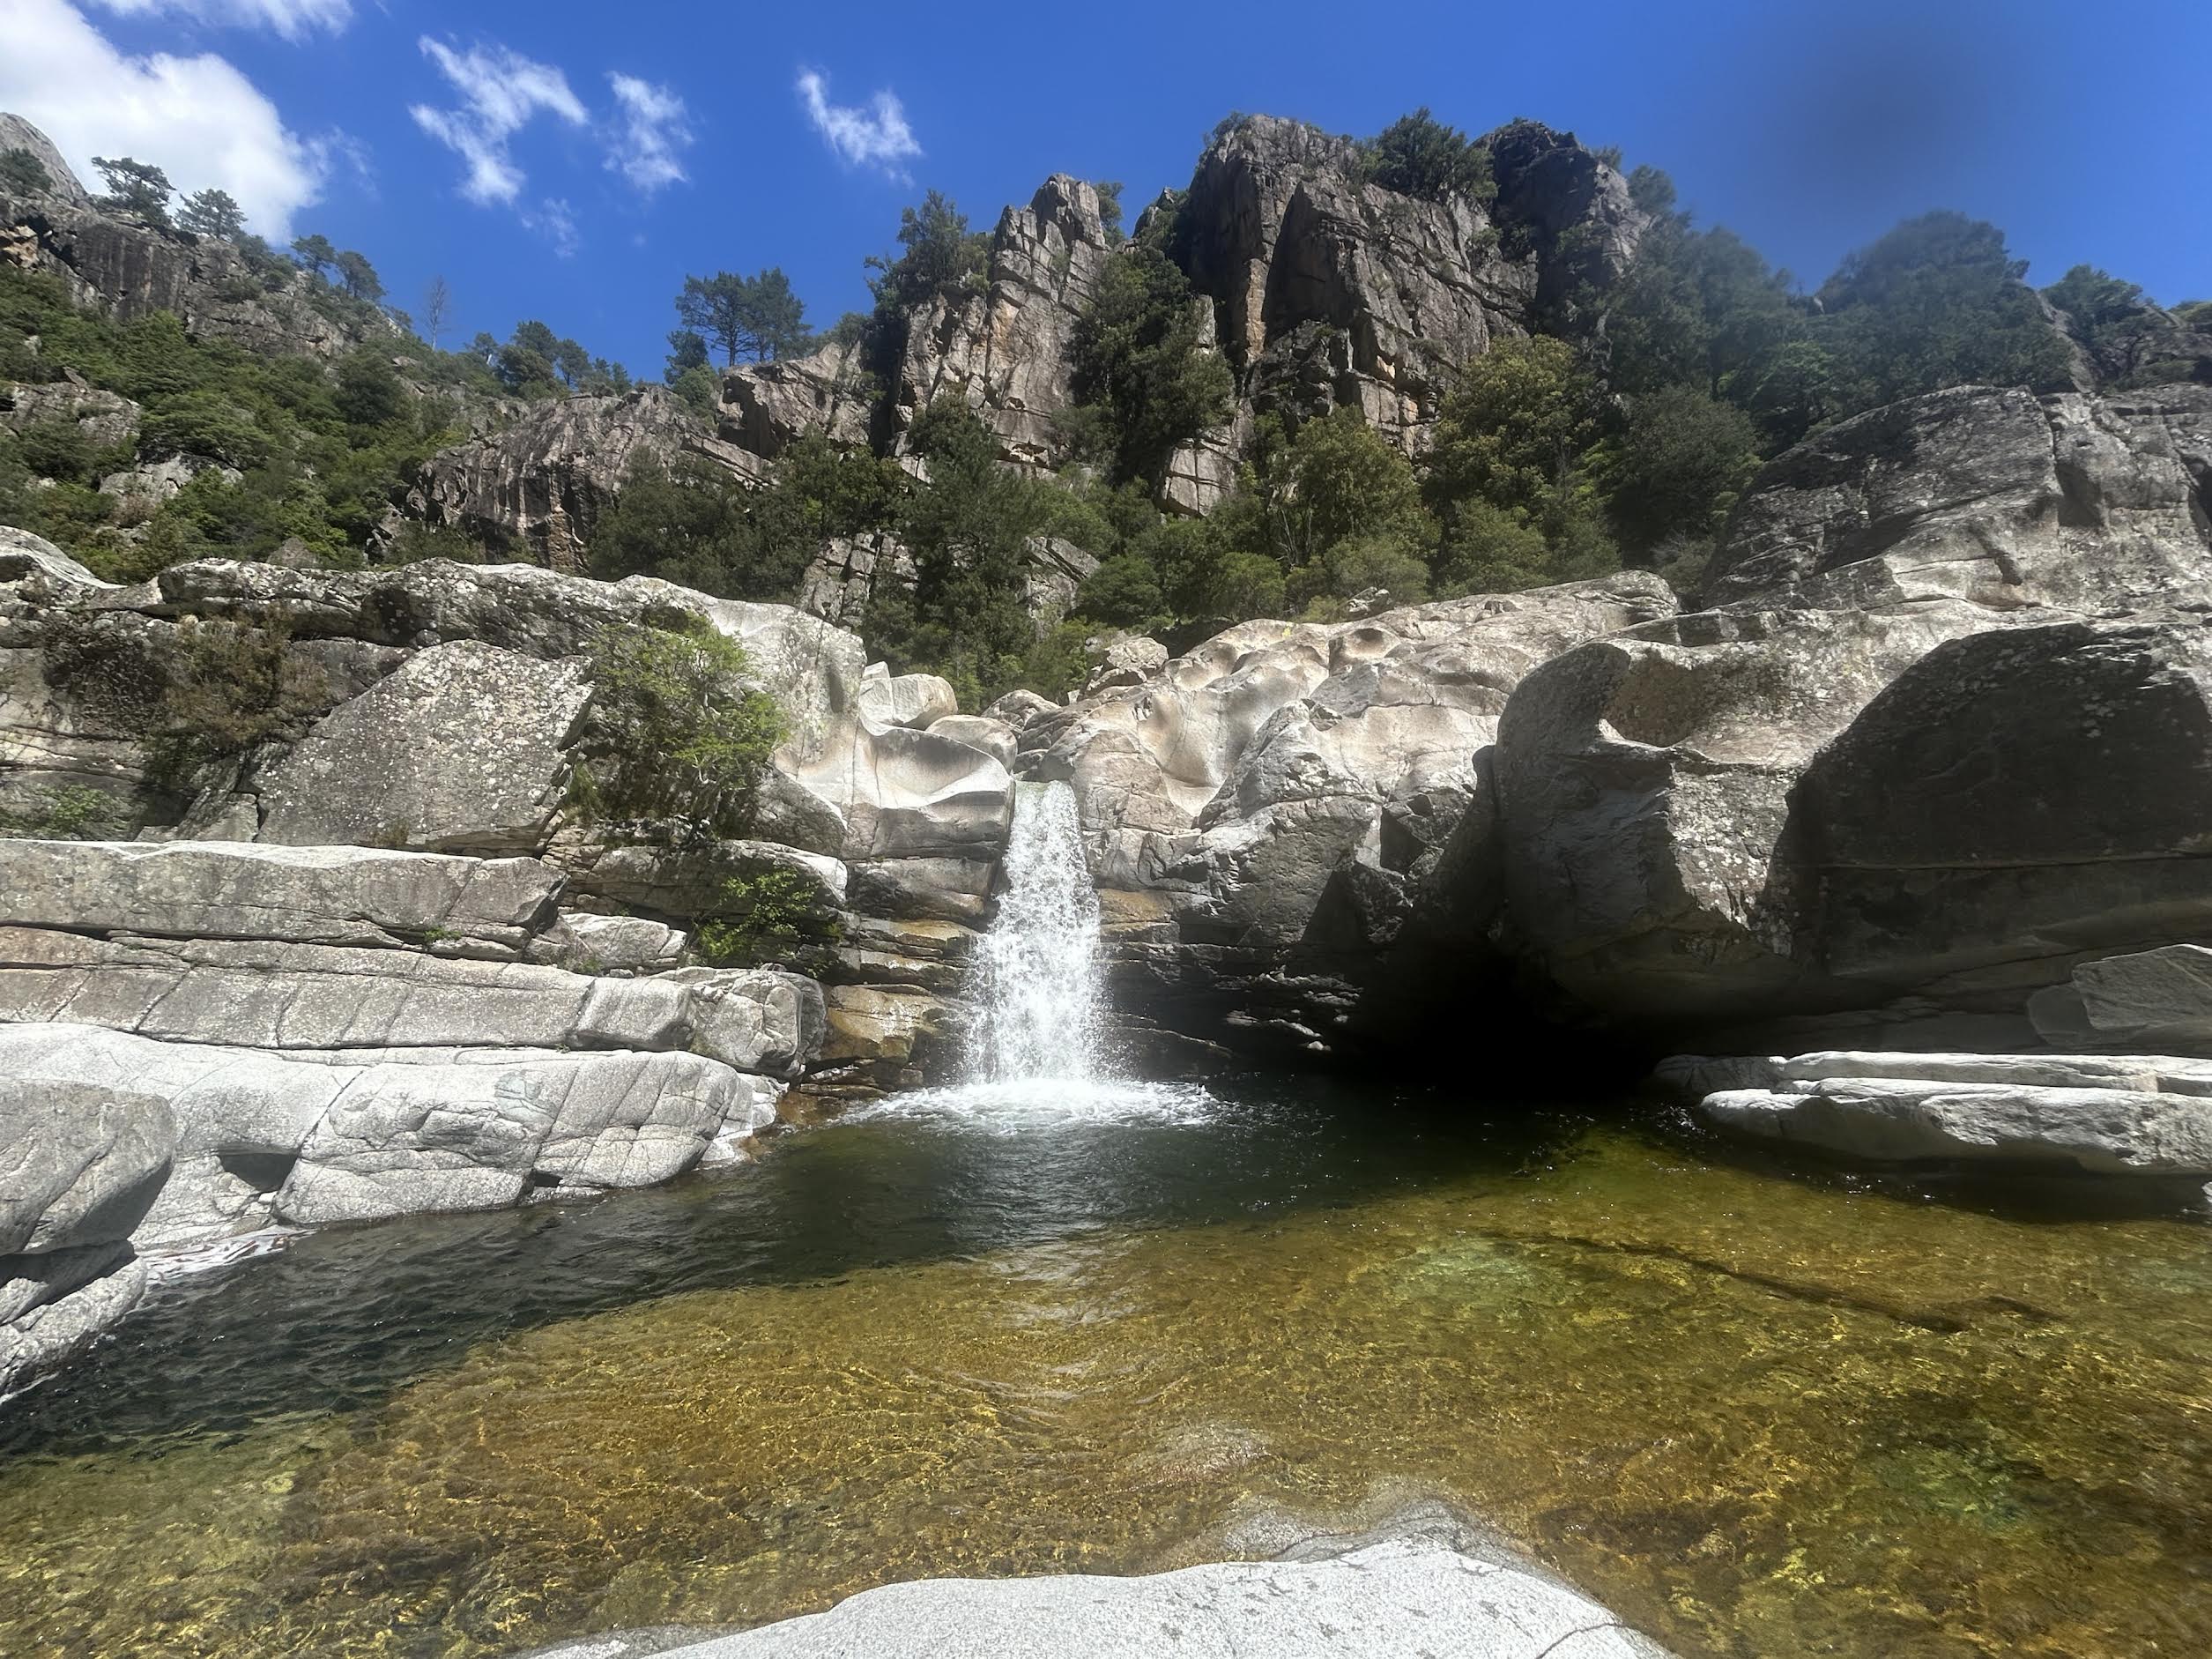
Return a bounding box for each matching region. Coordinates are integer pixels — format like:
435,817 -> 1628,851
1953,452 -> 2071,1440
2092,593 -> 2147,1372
531,1537 -> 1667,1659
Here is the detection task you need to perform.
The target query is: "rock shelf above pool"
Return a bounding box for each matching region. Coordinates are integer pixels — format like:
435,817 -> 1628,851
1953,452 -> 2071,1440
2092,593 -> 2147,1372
1663,1049 -> 2212,1178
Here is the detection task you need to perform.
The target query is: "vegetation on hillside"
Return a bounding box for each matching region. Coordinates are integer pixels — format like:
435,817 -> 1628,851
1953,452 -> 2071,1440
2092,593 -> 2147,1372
6,121 -> 2206,707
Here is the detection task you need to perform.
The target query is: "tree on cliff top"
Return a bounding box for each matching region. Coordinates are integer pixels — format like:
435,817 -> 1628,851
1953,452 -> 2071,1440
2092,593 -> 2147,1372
676,269 -> 812,366
177,188 -> 246,242
92,157 -> 172,226
1358,109 -> 1496,205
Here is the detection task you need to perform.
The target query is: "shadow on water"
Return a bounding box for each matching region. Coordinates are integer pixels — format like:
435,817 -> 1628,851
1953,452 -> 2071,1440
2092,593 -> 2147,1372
1644,1097 -> 2212,1224
0,1073 -> 1597,1458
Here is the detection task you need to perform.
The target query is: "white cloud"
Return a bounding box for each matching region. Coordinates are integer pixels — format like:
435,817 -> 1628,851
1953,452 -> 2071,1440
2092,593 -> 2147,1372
605,72 -> 691,193
796,68 -> 920,177
0,0 -> 328,236
88,0 -> 350,41
410,35 -> 586,206
520,196 -> 578,258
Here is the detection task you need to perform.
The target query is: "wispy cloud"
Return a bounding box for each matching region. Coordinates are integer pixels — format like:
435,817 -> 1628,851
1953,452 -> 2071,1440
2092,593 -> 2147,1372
605,72 -> 692,194
796,69 -> 920,178
4,0 -> 328,236
520,196 -> 579,258
410,36 -> 586,206
88,0 -> 351,41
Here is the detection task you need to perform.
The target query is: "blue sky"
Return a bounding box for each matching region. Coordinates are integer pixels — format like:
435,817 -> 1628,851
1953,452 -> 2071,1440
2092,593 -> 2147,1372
4,0 -> 2207,379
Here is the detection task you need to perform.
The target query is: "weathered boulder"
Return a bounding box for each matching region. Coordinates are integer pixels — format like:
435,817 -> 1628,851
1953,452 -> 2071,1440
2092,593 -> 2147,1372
254,640 -> 592,854
2030,946 -> 2212,1054
1494,384 -> 2212,1048
1701,384 -> 2212,611
1024,572 -> 1678,1056
927,713 -> 1019,769
0,839 -> 562,954
527,909 -> 688,976
0,1023 -> 782,1246
857,669 -> 959,731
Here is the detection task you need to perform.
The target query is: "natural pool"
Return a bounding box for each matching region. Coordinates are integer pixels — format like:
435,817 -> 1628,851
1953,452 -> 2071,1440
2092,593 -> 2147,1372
1,1075 -> 2208,1659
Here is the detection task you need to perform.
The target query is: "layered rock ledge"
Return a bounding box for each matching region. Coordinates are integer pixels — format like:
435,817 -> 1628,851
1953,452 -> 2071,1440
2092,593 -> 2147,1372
0,545 -> 1023,1397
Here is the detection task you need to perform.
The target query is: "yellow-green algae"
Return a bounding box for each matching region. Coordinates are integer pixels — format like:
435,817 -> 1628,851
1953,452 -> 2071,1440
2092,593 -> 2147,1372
2,1125 -> 2210,1658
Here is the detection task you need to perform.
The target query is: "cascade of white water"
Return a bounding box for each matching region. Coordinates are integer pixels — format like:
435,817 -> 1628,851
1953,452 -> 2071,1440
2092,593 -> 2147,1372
972,780 -> 1102,1083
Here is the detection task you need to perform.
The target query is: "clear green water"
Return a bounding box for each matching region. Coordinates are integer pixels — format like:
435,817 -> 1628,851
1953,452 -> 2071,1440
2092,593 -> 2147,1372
2,1077 -> 2209,1659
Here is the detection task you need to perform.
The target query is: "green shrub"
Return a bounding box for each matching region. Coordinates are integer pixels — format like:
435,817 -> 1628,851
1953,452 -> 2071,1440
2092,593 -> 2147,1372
140,391 -> 272,468
568,613 -> 783,840
382,520 -> 486,566
0,147 -> 53,196
0,784 -> 127,840
146,613 -> 332,787
10,418 -> 100,485
1066,245 -> 1233,486
694,864 -> 839,968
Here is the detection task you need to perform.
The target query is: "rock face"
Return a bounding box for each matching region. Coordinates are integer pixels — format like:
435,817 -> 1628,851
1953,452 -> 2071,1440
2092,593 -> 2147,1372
585,1536 -> 1669,1659
1021,572 -> 1677,1060
894,175 -> 1118,470
1,376 -> 138,450
1176,115 -> 1643,451
1494,383 -> 2212,1053
395,388 -> 765,570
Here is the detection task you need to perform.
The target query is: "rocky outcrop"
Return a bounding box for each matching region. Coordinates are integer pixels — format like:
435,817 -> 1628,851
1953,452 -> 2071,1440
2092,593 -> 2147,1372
1493,383 -> 2212,1053
1176,115 -> 1643,450
0,375 -> 137,450
718,338 -> 875,460
892,175 -> 1117,470
700,119 -> 1644,514
1697,383 -> 2212,611
1021,571 -> 1676,1060
393,387 -> 767,570
1,118 -> 392,363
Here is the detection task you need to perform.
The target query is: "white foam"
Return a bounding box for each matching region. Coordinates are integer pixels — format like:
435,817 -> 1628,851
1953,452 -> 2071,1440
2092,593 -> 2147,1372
142,1226 -> 303,1284
845,1078 -> 1223,1135
973,781 -> 1102,1084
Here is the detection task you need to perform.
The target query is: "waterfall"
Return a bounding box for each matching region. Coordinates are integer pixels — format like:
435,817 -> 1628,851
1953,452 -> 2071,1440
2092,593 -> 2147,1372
972,780 -> 1102,1083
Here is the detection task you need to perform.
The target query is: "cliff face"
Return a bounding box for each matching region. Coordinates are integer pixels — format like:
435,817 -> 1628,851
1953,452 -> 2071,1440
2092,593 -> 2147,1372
707,117 -> 1647,513
391,386 -> 768,570
1175,115 -> 1643,451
